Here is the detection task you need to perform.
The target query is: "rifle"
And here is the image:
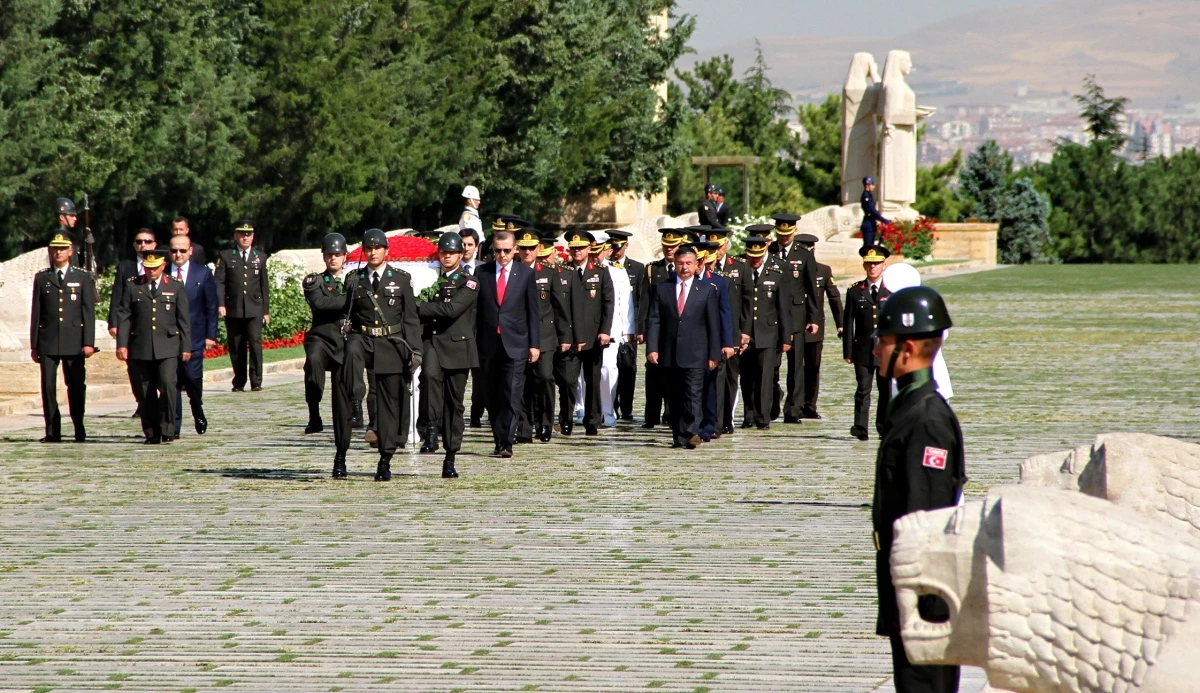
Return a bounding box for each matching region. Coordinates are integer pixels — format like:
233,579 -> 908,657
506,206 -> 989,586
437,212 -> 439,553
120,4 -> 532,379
81,194 -> 100,302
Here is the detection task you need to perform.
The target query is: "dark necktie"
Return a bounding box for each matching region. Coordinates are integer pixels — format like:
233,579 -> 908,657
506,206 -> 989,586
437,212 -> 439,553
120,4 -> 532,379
372,272 -> 380,293
578,266 -> 584,280
871,284 -> 878,303
754,268 -> 760,284
57,269 -> 64,284
243,250 -> 249,264
150,280 -> 158,298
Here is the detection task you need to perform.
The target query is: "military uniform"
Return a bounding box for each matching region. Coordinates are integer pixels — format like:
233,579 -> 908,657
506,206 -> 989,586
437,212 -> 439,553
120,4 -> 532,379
710,250 -> 746,434
803,258 -> 843,418
767,214 -> 819,422
339,259 -> 421,479
738,234 -> 793,429
636,231 -> 685,428
214,228 -> 270,391
843,248 -> 892,439
860,186 -> 890,249
30,234 -> 95,442
519,250 -> 572,442
417,268 -> 479,460
611,251 -> 643,421
116,257 -> 191,444
555,232 -> 613,434
302,268 -> 348,432
871,286 -> 962,693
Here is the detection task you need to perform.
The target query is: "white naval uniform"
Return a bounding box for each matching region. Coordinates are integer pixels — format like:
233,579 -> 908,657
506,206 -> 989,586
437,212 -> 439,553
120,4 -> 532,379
458,207 -> 482,235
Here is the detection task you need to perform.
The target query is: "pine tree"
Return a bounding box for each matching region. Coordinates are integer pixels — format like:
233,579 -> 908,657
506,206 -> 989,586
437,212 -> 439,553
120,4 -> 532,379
996,178 -> 1052,264
957,140 -> 1011,222
1074,74 -> 1129,153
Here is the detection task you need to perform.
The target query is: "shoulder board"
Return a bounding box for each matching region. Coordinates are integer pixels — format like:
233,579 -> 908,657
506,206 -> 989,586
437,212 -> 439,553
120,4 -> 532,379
39,267 -> 51,274
303,273 -> 319,287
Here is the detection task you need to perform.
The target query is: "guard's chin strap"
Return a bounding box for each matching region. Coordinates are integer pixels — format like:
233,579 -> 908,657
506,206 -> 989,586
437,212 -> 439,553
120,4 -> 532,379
884,338 -> 907,380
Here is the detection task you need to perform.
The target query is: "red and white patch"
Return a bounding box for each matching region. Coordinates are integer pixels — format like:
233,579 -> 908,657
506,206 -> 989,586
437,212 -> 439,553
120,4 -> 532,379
922,447 -> 948,470
465,280 -> 477,290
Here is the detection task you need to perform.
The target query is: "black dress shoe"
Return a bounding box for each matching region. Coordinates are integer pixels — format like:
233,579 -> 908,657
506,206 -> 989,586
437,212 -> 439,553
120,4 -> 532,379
584,426 -> 598,436
515,436 -> 533,444
74,432 -> 86,443
561,423 -> 573,436
131,406 -> 141,418
194,411 -> 208,434
721,425 -> 734,435
304,420 -> 324,434
161,435 -> 176,443
492,444 -> 501,455
144,436 -> 161,445
231,387 -> 244,392
671,440 -> 684,449
641,422 -> 656,429
700,434 -> 711,443
442,453 -> 459,478
332,452 -> 347,479
756,424 -> 771,430
783,416 -> 803,424
374,457 -> 392,482
39,435 -> 62,444
349,407 -> 363,428
251,386 -> 263,392
739,422 -> 753,429
469,419 -> 483,429
850,426 -> 869,441
537,427 -> 552,442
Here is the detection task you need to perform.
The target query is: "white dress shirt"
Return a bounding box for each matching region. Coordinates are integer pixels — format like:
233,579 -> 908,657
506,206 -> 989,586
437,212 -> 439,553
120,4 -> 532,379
675,276 -> 694,311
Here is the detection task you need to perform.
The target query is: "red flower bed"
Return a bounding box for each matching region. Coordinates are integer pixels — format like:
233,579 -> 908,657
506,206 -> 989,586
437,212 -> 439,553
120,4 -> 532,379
204,331 -> 306,359
878,217 -> 938,259
346,234 -> 437,263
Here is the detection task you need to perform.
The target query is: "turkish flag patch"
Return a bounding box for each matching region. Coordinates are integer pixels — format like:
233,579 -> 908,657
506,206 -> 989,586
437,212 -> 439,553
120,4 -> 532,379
922,447 -> 948,470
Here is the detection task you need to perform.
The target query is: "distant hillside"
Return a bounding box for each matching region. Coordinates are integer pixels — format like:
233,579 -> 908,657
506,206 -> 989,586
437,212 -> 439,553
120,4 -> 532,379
683,0 -> 1200,105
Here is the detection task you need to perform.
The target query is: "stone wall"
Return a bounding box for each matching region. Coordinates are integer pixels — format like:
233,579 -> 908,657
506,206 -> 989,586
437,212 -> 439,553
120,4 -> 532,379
930,223 -> 998,266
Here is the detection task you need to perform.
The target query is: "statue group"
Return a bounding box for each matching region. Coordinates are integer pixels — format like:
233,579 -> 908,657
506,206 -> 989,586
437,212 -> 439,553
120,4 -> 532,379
842,49 -> 936,220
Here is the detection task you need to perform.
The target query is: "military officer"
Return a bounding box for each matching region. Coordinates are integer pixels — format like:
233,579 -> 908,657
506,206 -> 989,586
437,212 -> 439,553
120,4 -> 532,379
843,244 -> 892,441
30,230 -> 96,443
707,227 -> 746,434
797,233 -> 843,419
860,176 -> 891,249
637,228 -> 686,429
517,229 -> 572,443
555,230 -> 613,436
302,233 -> 349,434
768,213 -> 819,423
115,248 -> 191,444
337,229 -> 421,481
694,240 -> 736,441
458,185 -> 483,236
417,233 -> 479,478
871,285 -> 963,693
214,220 -> 270,392
607,229 -> 642,421
738,232 -> 792,430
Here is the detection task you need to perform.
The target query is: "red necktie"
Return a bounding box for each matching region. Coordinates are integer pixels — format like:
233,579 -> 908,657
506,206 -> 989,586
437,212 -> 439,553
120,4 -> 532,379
677,281 -> 686,315
177,267 -> 183,281
496,266 -> 507,333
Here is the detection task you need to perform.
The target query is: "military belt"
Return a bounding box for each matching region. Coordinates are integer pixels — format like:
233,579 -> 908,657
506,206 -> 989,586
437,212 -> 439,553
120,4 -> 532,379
358,324 -> 403,338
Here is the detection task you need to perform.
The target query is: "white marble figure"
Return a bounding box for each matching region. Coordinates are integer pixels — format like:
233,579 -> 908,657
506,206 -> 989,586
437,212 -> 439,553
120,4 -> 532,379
879,50 -> 935,218
841,52 -> 882,207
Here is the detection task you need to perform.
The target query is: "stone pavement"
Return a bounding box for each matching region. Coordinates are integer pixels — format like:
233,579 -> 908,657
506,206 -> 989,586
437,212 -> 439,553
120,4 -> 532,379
0,265 -> 1196,692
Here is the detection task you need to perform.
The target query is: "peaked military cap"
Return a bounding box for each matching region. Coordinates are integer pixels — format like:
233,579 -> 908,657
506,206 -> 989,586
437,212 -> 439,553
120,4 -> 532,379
565,230 -> 594,248
772,213 -> 802,234
491,214 -> 530,233
141,248 -> 169,268
606,229 -> 632,246
234,219 -> 256,234
48,230 -> 75,248
515,229 -> 541,248
744,236 -> 771,258
796,233 -> 820,246
658,228 -> 687,247
860,244 -> 891,263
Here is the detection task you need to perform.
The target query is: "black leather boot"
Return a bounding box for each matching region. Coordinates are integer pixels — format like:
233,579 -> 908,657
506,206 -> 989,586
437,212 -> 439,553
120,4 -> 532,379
332,452 -> 347,479
374,455 -> 392,482
441,453 -> 459,479
420,430 -> 439,454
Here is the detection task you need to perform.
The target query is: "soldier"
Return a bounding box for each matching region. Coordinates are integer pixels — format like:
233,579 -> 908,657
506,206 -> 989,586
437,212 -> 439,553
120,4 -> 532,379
768,213 -> 819,423
517,230 -> 571,443
302,233 -> 349,434
797,233 -> 843,419
115,248 -> 191,444
30,230 -> 96,443
417,233 -> 479,478
860,176 -> 890,249
607,229 -> 642,422
698,183 -> 721,228
555,230 -> 613,436
871,285 -> 963,693
843,244 -> 892,441
214,220 -> 270,392
706,227 -> 746,434
54,197 -> 78,231
694,240 -> 736,441
637,228 -> 686,429
337,229 -> 422,481
738,232 -> 792,430
458,185 -> 483,237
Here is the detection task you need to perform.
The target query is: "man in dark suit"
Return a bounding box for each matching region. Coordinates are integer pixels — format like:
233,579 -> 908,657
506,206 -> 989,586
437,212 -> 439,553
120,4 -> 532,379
30,230 -> 96,443
171,217 -> 206,266
474,230 -> 540,458
860,176 -> 891,249
214,219 -> 270,392
607,229 -> 642,422
797,234 -> 844,419
555,230 -> 613,436
843,245 -> 892,441
738,232 -> 794,430
108,228 -> 157,416
115,249 -> 191,444
517,230 -> 572,443
647,244 -> 721,449
168,235 -> 218,437
768,213 -> 819,424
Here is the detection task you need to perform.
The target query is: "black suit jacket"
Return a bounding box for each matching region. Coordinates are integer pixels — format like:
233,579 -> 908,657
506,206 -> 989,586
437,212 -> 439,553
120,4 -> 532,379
475,261 -> 539,361
646,278 -> 721,369
214,247 -> 270,318
806,262 -> 844,343
843,280 -> 890,365
31,265 -> 95,356
108,257 -> 143,330
116,275 -> 191,361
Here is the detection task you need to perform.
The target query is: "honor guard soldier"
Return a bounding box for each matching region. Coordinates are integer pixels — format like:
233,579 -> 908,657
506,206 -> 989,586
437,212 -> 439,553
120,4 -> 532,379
214,220 -> 270,392
871,285 -> 963,693
768,213 -> 819,423
860,176 -> 891,249
337,229 -> 421,481
797,233 -> 843,419
517,229 -> 571,443
115,248 -> 191,444
30,231 -> 96,443
556,230 -> 613,436
637,227 -> 687,429
417,233 -> 480,478
738,231 -> 792,430
302,233 -> 349,434
706,227 -> 746,434
843,244 -> 892,440
458,185 -> 483,236
607,229 -> 642,421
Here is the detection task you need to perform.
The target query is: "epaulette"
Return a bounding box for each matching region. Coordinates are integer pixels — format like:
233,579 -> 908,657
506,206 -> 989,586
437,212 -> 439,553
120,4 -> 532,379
303,272 -> 319,288
39,267 -> 50,273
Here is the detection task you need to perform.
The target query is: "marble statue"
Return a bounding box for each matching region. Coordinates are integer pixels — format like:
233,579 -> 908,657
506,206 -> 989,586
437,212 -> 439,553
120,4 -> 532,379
841,52 -> 882,207
892,485 -> 1200,692
879,50 -> 935,219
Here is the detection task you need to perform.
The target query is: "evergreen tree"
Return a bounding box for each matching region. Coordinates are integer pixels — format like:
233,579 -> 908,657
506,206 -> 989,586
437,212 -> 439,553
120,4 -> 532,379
795,95 -> 841,207
915,150 -> 967,223
1074,74 -> 1129,153
996,177 -> 1052,264
957,140 -> 1011,221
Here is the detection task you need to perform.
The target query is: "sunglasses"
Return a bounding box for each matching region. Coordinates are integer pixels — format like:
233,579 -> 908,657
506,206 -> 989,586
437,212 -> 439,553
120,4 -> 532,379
170,249 -> 189,254
493,247 -> 515,254
134,239 -> 155,245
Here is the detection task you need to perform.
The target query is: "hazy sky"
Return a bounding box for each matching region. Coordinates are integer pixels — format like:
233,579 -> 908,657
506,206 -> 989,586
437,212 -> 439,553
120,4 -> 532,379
675,0 -> 1055,49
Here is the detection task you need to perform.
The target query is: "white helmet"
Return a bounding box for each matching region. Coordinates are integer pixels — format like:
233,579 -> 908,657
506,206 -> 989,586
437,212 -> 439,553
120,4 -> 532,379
461,185 -> 480,201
